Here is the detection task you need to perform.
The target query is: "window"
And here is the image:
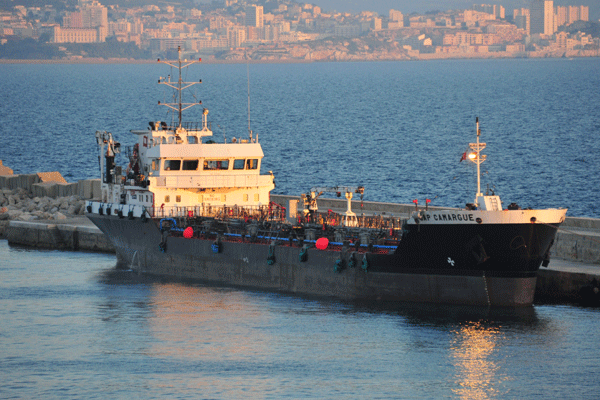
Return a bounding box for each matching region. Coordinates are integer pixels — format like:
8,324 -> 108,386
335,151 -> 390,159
164,160 -> 181,171
187,136 -> 198,144
243,194 -> 249,202
246,159 -> 258,170
165,195 -> 170,203
151,159 -> 160,171
233,159 -> 245,170
254,194 -> 259,202
176,195 -> 181,203
203,159 -> 229,170
182,160 -> 199,170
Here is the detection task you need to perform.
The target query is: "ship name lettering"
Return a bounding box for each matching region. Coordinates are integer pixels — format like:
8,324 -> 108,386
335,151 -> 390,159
432,213 -> 474,222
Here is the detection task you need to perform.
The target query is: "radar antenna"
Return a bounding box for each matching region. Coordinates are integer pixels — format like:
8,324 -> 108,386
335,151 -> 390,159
157,46 -> 202,130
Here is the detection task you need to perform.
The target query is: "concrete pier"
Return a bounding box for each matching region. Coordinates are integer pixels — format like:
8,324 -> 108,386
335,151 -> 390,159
536,259 -> 600,303
5,218 -> 114,253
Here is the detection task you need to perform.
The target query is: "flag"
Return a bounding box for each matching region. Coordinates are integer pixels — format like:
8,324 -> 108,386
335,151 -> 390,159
459,151 -> 467,162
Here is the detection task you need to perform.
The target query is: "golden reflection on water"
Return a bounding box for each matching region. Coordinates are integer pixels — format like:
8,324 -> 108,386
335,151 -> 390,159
146,283 -> 270,360
450,321 -> 506,400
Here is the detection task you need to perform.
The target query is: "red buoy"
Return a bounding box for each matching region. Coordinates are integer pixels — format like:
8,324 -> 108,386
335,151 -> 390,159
316,237 -> 329,250
183,227 -> 193,239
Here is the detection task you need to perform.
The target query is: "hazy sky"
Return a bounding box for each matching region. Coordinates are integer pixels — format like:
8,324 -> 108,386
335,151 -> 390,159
312,0 -> 599,19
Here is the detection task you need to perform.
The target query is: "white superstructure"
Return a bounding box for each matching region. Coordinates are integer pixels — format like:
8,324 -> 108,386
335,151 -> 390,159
93,47 -> 275,218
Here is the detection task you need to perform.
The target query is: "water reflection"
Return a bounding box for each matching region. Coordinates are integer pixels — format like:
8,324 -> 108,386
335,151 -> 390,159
146,283 -> 272,360
450,321 -> 503,399
96,269 -> 274,361
346,299 -> 541,331
97,269 -> 544,333
96,269 -> 551,399
348,302 -> 541,399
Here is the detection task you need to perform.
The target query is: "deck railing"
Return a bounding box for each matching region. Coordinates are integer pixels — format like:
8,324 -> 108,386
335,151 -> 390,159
149,203 -> 404,231
151,203 -> 286,222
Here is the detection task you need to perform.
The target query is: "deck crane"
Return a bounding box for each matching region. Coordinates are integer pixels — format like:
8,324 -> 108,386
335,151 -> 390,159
301,186 -> 365,227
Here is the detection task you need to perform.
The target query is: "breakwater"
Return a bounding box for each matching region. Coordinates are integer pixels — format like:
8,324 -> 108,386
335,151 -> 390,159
5,218 -> 114,253
0,171 -> 100,237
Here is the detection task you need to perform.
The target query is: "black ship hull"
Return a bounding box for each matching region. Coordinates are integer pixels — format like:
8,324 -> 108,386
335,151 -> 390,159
87,213 -> 561,306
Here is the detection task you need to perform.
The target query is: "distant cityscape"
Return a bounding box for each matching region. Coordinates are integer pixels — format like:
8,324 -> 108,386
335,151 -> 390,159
1,0 -> 599,61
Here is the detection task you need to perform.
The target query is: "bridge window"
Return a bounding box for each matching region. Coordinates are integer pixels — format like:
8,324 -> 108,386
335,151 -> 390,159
164,160 -> 181,171
246,159 -> 258,170
233,159 -> 245,170
182,160 -> 199,170
204,159 -> 229,170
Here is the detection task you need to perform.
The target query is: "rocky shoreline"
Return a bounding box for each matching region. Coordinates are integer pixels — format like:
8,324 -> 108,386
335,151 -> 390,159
0,188 -> 87,238
0,162 -> 98,239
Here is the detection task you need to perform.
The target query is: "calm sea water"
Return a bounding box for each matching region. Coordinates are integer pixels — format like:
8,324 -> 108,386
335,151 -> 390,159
2,59 -> 600,398
1,241 -> 600,399
1,58 -> 599,217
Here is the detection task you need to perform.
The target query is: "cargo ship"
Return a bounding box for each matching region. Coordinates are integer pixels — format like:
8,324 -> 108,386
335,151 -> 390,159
86,48 -> 567,306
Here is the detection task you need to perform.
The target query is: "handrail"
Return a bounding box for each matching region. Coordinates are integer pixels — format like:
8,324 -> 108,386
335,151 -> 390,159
151,204 -> 286,221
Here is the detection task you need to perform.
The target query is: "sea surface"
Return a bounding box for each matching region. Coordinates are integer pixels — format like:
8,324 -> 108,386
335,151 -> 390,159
1,59 -> 600,399
1,241 -> 600,399
1,58 -> 599,217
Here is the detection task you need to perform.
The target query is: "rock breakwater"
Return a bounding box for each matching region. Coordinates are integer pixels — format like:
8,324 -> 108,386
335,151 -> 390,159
0,165 -> 100,238
0,188 -> 86,221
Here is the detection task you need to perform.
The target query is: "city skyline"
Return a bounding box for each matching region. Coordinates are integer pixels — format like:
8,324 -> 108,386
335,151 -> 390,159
313,0 -> 599,20
1,0 -> 598,61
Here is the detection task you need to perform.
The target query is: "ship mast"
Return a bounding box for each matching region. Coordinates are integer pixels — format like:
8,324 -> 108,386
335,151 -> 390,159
157,46 -> 202,130
468,117 -> 487,199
